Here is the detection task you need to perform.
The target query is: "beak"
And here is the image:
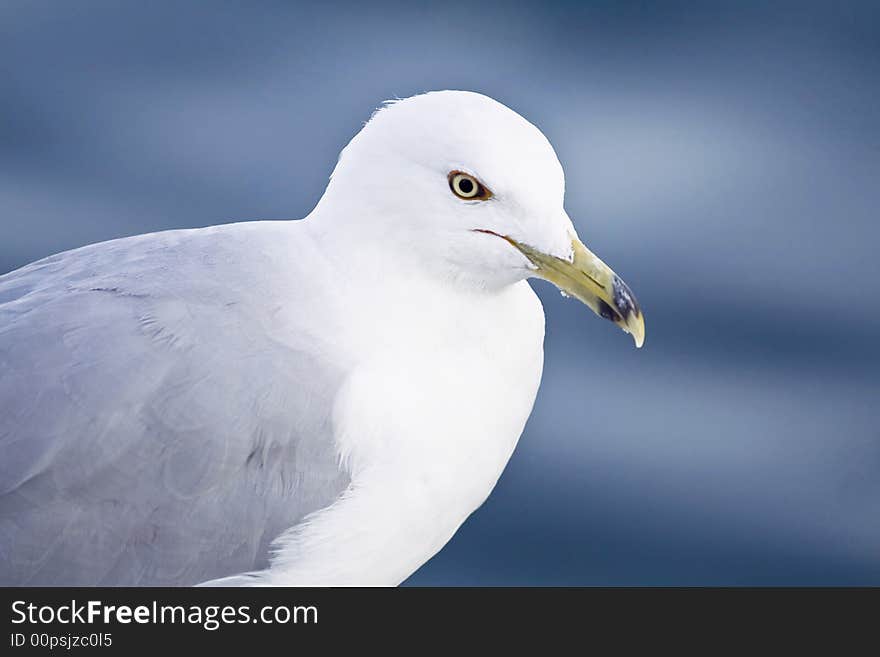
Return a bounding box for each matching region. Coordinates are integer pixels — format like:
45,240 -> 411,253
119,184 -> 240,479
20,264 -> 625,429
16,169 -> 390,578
503,233 -> 645,348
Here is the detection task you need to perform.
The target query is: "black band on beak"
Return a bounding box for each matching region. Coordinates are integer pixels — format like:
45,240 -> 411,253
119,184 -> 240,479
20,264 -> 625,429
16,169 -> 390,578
612,275 -> 641,322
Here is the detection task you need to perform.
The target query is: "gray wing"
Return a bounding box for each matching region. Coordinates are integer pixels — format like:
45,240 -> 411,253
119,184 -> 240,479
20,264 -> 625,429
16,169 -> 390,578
0,223 -> 350,585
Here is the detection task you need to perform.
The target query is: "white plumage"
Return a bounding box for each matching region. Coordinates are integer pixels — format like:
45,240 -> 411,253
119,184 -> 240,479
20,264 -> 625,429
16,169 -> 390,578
0,90 -> 641,585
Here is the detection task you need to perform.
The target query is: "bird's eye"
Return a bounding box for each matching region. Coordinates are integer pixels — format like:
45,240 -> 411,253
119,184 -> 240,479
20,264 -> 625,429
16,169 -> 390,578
448,171 -> 492,201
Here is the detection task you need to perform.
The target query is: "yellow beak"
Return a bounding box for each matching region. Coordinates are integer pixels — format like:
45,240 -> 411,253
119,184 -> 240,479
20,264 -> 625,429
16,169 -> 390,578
506,234 -> 645,348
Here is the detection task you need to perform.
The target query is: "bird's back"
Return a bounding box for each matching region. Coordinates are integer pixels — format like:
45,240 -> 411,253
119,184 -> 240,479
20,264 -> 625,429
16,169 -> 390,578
0,221 -> 350,585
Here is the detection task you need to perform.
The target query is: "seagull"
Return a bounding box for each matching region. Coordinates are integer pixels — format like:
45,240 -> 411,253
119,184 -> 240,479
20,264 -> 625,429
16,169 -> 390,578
0,91 -> 644,586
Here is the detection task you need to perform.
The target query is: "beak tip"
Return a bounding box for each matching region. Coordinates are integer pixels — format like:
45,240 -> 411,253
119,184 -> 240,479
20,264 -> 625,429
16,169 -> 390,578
612,276 -> 644,349
627,311 -> 646,349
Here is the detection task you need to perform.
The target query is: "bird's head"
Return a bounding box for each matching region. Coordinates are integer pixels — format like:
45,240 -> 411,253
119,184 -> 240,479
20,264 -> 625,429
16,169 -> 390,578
318,90 -> 644,348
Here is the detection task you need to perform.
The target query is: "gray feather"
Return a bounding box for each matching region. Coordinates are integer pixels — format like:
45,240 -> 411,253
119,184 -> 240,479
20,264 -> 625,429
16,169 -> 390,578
0,222 -> 350,585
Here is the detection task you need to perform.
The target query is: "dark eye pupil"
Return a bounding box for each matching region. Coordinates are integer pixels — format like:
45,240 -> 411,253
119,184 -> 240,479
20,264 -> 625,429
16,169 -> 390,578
458,178 -> 474,194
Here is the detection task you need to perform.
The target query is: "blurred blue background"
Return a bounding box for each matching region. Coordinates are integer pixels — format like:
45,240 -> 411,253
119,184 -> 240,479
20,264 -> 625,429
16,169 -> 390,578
1,1 -> 878,584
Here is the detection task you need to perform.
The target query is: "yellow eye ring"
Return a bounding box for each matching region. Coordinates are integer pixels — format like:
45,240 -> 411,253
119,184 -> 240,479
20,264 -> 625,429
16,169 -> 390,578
448,171 -> 492,201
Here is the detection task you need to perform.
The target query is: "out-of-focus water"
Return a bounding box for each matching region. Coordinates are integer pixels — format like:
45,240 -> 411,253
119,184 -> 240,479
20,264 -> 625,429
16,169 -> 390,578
1,0 -> 877,584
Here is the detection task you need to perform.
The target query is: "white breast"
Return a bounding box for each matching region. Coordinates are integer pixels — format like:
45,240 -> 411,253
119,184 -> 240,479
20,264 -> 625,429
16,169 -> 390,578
254,280 -> 546,586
